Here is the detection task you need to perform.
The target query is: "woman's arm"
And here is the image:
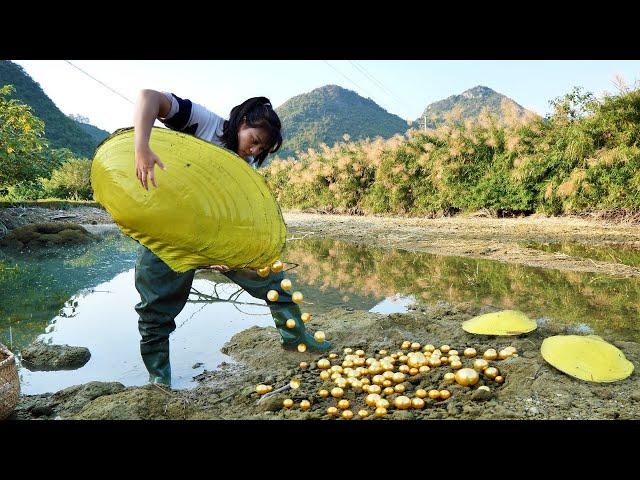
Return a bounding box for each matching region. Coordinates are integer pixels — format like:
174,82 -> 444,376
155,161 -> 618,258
133,89 -> 171,190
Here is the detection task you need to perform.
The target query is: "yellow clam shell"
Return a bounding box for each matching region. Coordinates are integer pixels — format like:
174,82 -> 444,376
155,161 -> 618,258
462,310 -> 537,336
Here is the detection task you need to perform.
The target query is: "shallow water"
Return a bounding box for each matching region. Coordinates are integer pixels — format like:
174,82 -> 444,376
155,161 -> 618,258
525,241 -> 640,268
1,228 -> 639,394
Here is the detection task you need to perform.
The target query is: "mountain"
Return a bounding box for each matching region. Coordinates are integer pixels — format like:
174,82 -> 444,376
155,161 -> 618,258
415,85 -> 537,129
274,84 -> 409,159
0,61 -> 110,158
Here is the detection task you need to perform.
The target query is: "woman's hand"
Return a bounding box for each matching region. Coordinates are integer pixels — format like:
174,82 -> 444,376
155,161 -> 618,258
201,265 -> 231,273
135,146 -> 165,190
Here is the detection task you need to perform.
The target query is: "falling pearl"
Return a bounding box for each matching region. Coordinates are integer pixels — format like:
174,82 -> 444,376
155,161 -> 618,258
297,343 -> 307,353
444,372 -> 456,384
463,348 -> 477,358
271,260 -> 284,273
267,290 -> 279,302
495,376 -> 505,384
300,400 -> 311,411
439,390 -> 451,400
415,389 -> 428,399
483,349 -> 498,361
327,407 -> 338,416
412,398 -> 425,409
299,362 -> 309,369
319,389 -> 329,398
280,279 -> 292,291
283,399 -> 293,409
292,291 -> 304,304
286,319 -> 296,329
428,390 -> 441,400
473,359 -> 489,372
484,367 -> 499,380
454,368 -> 480,387
338,399 -> 350,410
375,407 -> 387,418
301,312 -> 312,323
394,396 -> 412,410
358,410 -> 369,418
256,266 -> 270,278
331,387 -> 344,398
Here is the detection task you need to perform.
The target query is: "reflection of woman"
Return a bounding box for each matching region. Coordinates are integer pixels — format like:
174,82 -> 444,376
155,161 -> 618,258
132,89 -> 331,387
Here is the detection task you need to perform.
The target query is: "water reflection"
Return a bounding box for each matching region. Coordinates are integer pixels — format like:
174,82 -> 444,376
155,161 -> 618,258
525,241 -> 640,269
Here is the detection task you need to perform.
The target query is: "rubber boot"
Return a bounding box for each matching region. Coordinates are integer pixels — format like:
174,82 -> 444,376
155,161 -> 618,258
223,269 -> 332,352
140,344 -> 172,387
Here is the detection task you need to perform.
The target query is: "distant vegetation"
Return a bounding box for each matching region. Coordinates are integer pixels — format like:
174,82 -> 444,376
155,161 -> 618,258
263,83 -> 640,216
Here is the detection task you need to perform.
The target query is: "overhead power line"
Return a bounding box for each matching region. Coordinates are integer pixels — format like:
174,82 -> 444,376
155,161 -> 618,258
64,60 -> 134,105
322,60 -> 378,102
348,60 -> 414,112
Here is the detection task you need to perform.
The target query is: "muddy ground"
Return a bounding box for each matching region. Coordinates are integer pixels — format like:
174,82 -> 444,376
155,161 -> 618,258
3,204 -> 640,420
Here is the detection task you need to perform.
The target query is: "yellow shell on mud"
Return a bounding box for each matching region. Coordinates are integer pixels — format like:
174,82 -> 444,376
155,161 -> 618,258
91,127 -> 286,272
462,310 -> 537,336
541,335 -> 634,382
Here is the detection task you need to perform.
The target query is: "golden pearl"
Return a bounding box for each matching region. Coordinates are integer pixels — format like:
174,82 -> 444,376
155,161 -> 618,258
419,366 -> 431,373
376,398 -> 390,409
366,358 -> 375,365
319,389 -> 329,398
409,368 -> 419,376
289,379 -> 301,389
395,351 -> 404,357
317,359 -> 331,370
286,319 -> 296,329
401,341 -> 411,349
454,368 -> 480,387
330,373 -> 341,381
358,410 -> 369,418
280,278 -> 292,291
423,344 -> 435,353
354,358 -> 365,367
300,400 -> 311,411
374,407 -> 387,417
441,345 -> 451,353
379,350 -> 388,355
382,362 -> 394,372
383,387 -> 395,396
498,349 -> 512,360
390,353 -> 399,359
440,357 -> 450,365
448,350 -> 459,357
352,380 -> 363,392
368,385 -> 382,395
394,384 -> 406,394
394,396 -> 412,410
432,349 -> 442,357
430,358 -> 442,367
399,355 -> 409,363
365,394 -> 381,407
372,375 -> 385,385
495,376 -> 505,384
341,410 -> 353,420
331,366 -> 343,373
299,362 -> 309,369
355,349 -> 365,357
329,353 -> 338,359
271,260 -> 284,272
362,384 -> 370,393
361,378 -> 370,385
483,349 -> 498,361
428,389 -> 441,400
505,346 -> 517,354
256,266 -> 270,277
283,399 -> 294,408
291,291 -> 303,304
267,290 -> 280,302
415,389 -> 428,399
412,398 -> 425,409
337,399 -> 350,410
344,348 -> 353,354
392,372 -> 406,384
342,360 -> 353,368
255,384 -> 271,395
444,372 -> 456,384
327,406 -> 338,416
382,371 -> 394,380
320,371 -> 330,380
331,387 -> 344,398
463,348 -> 477,358
382,380 -> 393,388
473,359 -> 489,372
439,390 -> 451,400
407,352 -> 427,368
450,361 -> 462,370
411,342 -> 421,351
297,343 -> 307,353
484,367 -> 499,380
448,355 -> 461,363
301,312 -> 312,323
335,379 -> 347,389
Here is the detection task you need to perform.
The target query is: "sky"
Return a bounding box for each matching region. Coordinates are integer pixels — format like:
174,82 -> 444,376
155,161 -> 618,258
12,60 -> 640,133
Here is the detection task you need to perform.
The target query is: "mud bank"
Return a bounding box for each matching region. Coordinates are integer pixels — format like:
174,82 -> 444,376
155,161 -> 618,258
12,301 -> 640,420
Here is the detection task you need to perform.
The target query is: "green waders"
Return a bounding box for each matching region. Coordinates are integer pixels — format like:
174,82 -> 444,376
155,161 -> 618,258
134,244 -> 331,386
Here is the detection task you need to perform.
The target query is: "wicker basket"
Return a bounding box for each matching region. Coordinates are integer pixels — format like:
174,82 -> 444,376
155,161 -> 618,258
0,342 -> 20,420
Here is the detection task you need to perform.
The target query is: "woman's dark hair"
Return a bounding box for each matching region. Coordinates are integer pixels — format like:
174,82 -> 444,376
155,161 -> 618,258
221,96 -> 282,167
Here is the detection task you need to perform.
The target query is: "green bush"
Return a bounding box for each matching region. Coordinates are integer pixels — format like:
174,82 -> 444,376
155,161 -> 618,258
39,158 -> 93,200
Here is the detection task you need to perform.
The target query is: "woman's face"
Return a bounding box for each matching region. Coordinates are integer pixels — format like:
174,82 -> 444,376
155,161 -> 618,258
237,122 -> 270,161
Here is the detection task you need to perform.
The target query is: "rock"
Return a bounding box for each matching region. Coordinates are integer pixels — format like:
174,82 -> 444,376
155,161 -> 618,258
256,395 -> 285,412
471,387 -> 493,402
30,405 -> 54,417
526,406 -> 540,415
192,362 -> 204,369
53,381 -> 126,416
446,402 -> 461,416
20,341 -> 91,371
630,391 -> 640,402
594,388 -> 613,400
391,410 -> 413,420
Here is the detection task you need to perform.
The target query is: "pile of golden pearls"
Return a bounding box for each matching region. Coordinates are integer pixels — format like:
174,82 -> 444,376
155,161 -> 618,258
257,259 -> 327,354
254,341 -> 517,419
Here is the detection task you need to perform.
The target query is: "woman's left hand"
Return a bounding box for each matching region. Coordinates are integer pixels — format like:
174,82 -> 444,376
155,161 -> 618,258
202,265 -> 231,272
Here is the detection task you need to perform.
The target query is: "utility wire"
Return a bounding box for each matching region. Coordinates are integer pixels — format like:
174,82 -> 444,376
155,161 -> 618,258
322,60 -> 378,101
63,60 -> 134,105
349,60 -> 414,112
